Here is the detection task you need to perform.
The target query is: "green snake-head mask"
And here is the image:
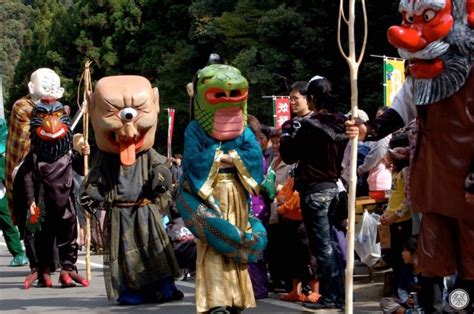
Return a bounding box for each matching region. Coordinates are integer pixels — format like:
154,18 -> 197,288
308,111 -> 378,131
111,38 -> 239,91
194,64 -> 248,141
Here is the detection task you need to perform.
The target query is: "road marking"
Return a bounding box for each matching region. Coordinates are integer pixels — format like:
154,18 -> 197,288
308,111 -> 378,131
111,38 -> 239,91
175,281 -> 195,289
0,241 -> 105,269
174,281 -> 304,311
76,259 -> 104,269
258,297 -> 305,310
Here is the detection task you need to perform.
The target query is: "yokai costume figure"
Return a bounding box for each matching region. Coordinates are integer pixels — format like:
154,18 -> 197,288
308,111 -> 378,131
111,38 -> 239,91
6,68 -> 64,221
16,96 -> 88,288
349,0 -> 474,309
176,64 -> 266,313
80,76 -> 183,305
0,118 -> 28,268
6,68 -> 65,287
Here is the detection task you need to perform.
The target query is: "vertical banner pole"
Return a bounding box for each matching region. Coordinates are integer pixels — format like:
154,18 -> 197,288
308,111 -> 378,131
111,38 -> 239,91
167,108 -> 175,160
383,56 -> 388,107
272,96 -> 276,128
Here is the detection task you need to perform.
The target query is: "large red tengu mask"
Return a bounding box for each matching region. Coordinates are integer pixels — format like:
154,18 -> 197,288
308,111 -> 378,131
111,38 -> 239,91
387,0 -> 454,79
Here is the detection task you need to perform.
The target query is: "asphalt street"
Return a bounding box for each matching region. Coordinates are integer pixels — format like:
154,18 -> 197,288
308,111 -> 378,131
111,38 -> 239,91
0,237 -> 380,313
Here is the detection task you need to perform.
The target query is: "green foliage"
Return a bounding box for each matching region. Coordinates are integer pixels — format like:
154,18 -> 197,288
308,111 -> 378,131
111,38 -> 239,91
0,0 -> 33,103
6,0 -> 401,154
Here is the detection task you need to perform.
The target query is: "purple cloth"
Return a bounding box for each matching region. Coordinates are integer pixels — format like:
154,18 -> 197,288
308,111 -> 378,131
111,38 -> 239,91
251,196 -> 267,220
251,156 -> 269,221
248,259 -> 269,299
331,225 -> 347,269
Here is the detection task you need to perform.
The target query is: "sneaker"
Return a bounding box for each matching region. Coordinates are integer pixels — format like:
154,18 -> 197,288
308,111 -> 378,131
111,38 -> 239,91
9,253 -> 29,267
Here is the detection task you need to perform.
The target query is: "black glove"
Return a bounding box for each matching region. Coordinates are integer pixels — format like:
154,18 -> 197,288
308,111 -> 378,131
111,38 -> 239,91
79,195 -> 98,215
150,165 -> 172,196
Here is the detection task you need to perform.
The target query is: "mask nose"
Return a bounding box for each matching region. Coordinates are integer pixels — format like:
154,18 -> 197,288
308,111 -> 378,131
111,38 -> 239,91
42,116 -> 62,134
387,25 -> 427,52
120,122 -> 138,140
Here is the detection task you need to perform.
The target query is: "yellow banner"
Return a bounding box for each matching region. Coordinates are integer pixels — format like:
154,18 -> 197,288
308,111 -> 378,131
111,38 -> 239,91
384,59 -> 405,107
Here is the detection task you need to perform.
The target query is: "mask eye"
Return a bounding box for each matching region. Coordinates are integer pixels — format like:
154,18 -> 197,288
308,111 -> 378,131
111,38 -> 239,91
119,107 -> 138,122
404,12 -> 415,24
37,113 -> 47,119
201,77 -> 212,85
423,9 -> 436,22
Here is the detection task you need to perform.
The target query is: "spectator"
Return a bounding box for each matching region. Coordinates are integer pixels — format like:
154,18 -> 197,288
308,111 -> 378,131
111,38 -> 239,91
280,76 -> 347,310
380,133 -> 412,297
358,107 -> 392,200
171,153 -> 183,188
266,128 -> 293,293
380,237 -> 423,313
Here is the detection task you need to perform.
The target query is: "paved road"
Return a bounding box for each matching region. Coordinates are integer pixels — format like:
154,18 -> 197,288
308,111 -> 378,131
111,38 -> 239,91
0,238 -> 381,313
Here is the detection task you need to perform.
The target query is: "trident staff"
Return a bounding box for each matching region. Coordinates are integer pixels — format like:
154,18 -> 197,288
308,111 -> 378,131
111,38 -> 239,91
337,0 -> 368,312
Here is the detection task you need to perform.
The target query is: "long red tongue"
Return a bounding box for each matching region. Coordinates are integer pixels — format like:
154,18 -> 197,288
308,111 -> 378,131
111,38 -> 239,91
120,140 -> 136,166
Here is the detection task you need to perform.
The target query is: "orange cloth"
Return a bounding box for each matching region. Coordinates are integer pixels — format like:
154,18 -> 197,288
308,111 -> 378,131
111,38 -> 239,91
276,177 -> 302,221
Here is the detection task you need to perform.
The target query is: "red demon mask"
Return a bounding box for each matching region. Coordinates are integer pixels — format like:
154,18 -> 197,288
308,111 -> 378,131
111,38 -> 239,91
387,0 -> 454,79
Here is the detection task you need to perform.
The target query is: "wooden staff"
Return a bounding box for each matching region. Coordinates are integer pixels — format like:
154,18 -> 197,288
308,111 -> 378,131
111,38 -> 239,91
82,61 -> 93,281
337,0 -> 367,312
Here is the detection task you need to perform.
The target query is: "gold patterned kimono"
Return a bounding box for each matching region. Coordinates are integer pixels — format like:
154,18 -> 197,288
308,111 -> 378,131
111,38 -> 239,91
195,173 -> 256,313
182,121 -> 264,313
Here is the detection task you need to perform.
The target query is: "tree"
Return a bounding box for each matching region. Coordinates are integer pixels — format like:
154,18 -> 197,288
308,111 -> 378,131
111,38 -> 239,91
8,0 -> 70,109
0,0 -> 33,104
8,0 -> 402,154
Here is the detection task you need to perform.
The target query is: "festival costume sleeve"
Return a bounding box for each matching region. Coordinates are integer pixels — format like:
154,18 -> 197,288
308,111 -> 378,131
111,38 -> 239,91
147,149 -> 173,215
71,150 -> 85,175
365,81 -> 414,142
20,153 -> 35,206
391,79 -> 417,125
183,121 -> 223,200
79,152 -> 107,209
225,127 -> 264,196
10,100 -> 34,161
365,108 -> 406,142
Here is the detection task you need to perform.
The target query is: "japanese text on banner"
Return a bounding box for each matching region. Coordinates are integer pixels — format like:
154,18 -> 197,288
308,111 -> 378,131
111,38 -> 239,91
274,97 -> 291,128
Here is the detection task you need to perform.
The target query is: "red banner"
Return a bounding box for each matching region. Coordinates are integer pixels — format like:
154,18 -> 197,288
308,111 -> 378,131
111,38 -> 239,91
273,97 -> 291,128
167,108 -> 175,160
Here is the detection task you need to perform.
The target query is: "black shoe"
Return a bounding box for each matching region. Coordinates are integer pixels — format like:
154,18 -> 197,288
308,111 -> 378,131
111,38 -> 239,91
174,269 -> 186,281
302,298 -> 338,311
169,289 -> 184,301
209,307 -> 230,314
228,306 -> 244,314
